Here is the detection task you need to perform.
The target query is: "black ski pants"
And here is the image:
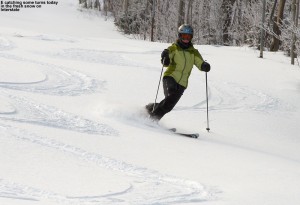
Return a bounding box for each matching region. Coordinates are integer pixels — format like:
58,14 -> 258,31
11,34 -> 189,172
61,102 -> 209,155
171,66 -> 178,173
151,76 -> 185,120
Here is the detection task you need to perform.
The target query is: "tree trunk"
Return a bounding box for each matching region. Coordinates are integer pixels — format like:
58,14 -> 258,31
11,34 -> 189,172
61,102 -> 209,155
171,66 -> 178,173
186,0 -> 193,25
94,0 -> 101,11
269,0 -> 278,26
178,0 -> 185,27
260,0 -> 266,58
291,0 -> 299,64
151,0 -> 156,42
221,0 -> 236,45
270,0 -> 286,51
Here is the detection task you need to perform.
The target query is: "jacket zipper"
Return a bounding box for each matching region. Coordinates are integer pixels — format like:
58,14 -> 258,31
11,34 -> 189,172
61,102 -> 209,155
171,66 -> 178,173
178,50 -> 187,84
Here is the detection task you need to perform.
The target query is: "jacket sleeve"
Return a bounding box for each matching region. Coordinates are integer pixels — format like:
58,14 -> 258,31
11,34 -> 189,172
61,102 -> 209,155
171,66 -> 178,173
194,49 -> 204,70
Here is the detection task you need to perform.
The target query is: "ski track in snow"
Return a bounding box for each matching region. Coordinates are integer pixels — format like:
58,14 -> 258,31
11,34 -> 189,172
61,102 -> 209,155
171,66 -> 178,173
0,53 -> 102,96
0,37 -> 15,51
177,81 -> 294,114
37,48 -> 157,69
0,52 -> 116,135
14,33 -> 77,43
0,123 -> 215,205
0,91 -> 117,136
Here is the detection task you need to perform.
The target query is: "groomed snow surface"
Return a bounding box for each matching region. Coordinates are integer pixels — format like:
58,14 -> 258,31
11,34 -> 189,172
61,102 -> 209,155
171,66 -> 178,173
1,1 -> 300,205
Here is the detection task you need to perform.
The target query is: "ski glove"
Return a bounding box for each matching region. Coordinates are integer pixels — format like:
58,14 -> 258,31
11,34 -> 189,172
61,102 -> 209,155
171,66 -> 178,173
201,62 -> 210,72
161,49 -> 170,66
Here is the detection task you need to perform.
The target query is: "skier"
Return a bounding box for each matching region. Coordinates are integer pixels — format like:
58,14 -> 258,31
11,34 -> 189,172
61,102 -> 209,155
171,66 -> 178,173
146,24 -> 211,121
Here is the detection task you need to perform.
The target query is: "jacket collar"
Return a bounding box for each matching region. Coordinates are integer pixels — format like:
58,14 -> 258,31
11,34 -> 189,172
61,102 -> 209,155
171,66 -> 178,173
176,39 -> 193,50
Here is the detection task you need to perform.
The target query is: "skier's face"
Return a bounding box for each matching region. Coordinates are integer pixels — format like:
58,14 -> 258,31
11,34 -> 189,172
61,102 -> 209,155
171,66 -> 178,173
180,33 -> 192,43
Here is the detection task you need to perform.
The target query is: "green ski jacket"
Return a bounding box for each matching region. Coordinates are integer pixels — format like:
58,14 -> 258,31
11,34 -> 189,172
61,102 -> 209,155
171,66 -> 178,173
164,42 -> 204,88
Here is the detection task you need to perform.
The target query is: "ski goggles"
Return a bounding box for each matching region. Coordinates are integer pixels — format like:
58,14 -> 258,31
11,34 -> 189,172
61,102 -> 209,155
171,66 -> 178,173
180,33 -> 193,41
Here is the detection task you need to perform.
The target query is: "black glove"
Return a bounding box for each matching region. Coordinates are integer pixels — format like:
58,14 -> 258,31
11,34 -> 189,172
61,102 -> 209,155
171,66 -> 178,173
161,49 -> 170,66
201,62 -> 210,72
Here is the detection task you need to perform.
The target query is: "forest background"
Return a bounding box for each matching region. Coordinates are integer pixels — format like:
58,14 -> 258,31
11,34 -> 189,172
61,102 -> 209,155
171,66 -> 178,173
79,0 -> 300,65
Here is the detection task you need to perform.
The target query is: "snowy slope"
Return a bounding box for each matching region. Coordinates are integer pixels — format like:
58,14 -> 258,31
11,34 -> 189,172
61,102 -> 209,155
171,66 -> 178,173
1,1 -> 300,205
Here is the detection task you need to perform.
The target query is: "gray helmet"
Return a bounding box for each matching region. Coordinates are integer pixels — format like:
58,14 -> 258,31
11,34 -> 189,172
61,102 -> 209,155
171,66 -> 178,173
178,24 -> 193,35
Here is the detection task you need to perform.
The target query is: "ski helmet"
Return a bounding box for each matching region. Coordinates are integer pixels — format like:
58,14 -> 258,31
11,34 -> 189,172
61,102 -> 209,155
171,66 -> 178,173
178,24 -> 193,36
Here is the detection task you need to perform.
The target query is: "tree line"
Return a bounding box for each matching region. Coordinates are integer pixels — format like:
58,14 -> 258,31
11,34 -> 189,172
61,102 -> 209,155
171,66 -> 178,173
79,0 -> 300,65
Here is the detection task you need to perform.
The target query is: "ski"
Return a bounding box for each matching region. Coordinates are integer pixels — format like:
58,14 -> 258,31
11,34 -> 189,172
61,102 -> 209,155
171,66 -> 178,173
143,105 -> 199,139
168,128 -> 199,139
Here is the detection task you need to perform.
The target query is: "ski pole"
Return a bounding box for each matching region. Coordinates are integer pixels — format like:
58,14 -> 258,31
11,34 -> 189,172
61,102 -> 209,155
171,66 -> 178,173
205,72 -> 210,132
153,58 -> 165,112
